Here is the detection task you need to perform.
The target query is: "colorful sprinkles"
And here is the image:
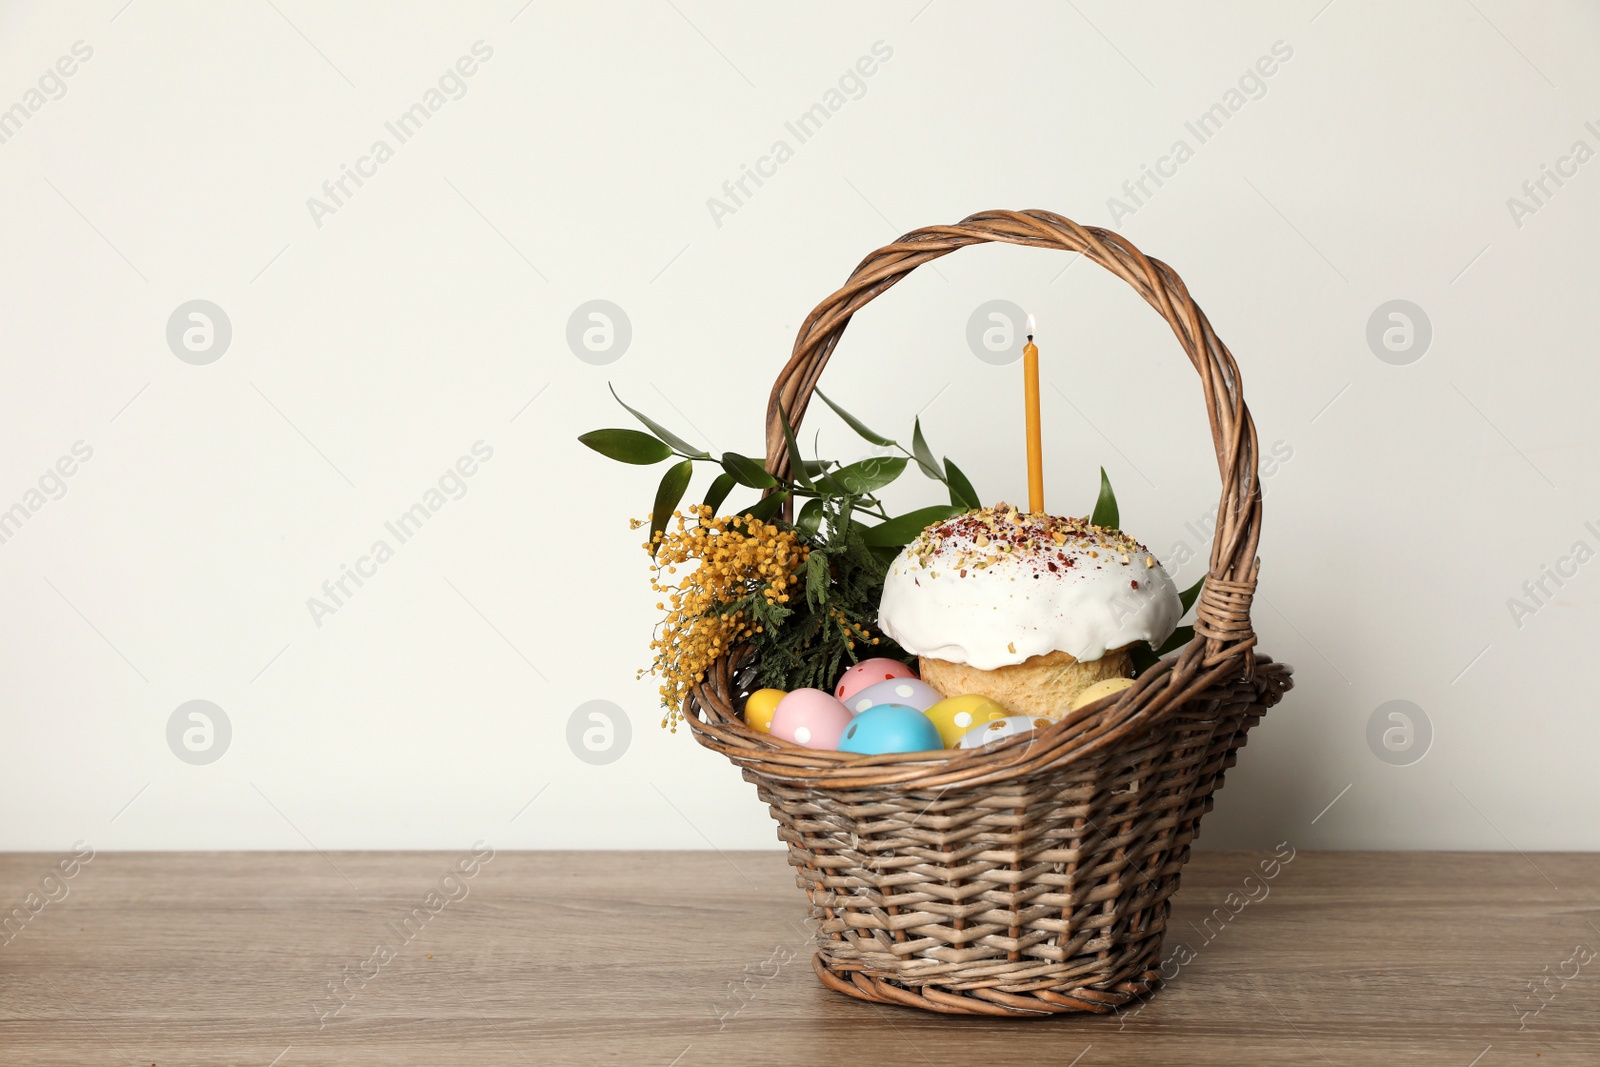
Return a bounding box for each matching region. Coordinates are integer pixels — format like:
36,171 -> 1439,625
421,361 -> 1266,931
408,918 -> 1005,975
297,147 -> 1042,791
899,503 -> 1159,580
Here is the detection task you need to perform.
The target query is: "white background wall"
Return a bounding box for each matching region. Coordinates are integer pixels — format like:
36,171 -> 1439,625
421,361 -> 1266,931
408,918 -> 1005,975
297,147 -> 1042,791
2,0 -> 1595,853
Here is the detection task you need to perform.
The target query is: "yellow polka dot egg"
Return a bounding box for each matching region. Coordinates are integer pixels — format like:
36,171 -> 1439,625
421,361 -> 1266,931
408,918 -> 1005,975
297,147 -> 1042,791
923,695 -> 1010,748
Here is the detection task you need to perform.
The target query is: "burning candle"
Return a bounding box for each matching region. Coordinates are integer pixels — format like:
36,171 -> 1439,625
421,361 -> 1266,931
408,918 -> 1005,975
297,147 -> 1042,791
1023,313 -> 1044,514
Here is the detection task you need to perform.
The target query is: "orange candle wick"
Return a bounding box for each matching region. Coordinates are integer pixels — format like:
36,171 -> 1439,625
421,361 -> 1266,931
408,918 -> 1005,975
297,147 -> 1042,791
1023,320 -> 1043,515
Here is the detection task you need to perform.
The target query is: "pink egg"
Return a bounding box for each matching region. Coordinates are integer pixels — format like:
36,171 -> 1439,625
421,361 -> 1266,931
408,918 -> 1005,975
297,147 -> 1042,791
770,688 -> 855,750
834,658 -> 916,702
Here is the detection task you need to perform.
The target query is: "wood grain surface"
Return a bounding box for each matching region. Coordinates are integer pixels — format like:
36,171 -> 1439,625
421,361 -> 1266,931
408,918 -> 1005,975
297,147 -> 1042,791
1,849 -> 1595,1065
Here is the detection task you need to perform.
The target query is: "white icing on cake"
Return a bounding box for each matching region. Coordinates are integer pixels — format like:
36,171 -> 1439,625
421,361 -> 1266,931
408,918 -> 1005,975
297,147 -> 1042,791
877,504 -> 1181,670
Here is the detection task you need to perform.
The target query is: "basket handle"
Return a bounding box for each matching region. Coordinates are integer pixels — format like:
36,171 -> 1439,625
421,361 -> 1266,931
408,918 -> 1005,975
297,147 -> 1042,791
762,209 -> 1261,664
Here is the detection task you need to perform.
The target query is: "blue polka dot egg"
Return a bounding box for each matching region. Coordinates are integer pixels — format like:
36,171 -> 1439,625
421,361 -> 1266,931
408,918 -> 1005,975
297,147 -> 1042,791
837,704 -> 943,755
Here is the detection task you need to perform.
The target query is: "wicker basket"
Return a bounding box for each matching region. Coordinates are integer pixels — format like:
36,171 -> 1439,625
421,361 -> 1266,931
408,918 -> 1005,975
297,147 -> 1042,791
685,209 -> 1293,1017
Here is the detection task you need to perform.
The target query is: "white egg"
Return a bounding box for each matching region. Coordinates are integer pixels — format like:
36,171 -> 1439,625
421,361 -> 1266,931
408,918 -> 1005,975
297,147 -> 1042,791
955,715 -> 1051,750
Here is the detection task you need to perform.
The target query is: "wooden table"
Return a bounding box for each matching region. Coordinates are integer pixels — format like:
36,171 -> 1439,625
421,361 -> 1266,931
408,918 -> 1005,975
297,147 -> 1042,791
1,849 -> 1595,1064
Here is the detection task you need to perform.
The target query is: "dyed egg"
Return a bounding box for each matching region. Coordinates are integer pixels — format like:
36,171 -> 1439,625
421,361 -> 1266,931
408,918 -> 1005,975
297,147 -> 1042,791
838,704 -> 944,755
956,715 -> 1053,750
924,695 -> 1010,748
845,677 -> 942,715
743,688 -> 786,733
1068,676 -> 1135,712
835,657 -> 916,702
770,688 -> 854,750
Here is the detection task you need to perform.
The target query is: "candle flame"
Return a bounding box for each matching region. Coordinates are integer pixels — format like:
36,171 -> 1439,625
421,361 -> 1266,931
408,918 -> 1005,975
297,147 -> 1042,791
1025,313 -> 1036,337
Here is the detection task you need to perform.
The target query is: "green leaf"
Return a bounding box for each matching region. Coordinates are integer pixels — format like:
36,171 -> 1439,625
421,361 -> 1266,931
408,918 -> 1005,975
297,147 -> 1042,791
776,405 -> 814,490
795,497 -> 825,538
648,460 -> 693,555
830,456 -> 907,495
805,550 -> 829,608
910,418 -> 944,481
801,459 -> 835,477
944,457 -> 980,509
702,472 -> 736,514
866,543 -> 900,567
609,384 -> 711,459
741,490 -> 788,524
861,504 -> 965,547
1178,575 -> 1205,616
1091,466 -> 1119,529
1154,625 -> 1195,657
578,428 -> 673,465
720,451 -> 778,489
814,389 -> 896,448
812,459 -> 852,499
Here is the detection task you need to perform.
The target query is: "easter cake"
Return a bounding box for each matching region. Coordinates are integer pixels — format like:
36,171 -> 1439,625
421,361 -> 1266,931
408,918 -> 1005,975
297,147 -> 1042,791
877,503 -> 1181,720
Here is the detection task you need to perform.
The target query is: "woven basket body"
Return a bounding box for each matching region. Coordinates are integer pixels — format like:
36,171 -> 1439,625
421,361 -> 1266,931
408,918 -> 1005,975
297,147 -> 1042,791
685,210 -> 1292,1016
